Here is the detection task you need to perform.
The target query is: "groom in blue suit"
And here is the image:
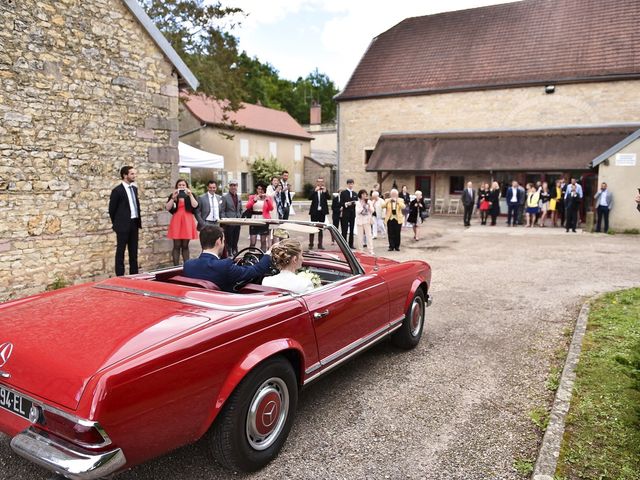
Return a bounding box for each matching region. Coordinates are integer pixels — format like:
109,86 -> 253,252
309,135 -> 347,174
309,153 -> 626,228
183,225 -> 272,292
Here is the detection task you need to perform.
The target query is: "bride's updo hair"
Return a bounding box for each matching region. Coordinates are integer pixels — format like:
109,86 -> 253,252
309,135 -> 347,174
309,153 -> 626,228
270,239 -> 303,269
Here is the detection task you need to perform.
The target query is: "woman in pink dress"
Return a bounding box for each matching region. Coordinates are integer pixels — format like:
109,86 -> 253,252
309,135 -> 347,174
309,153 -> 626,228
166,179 -> 199,265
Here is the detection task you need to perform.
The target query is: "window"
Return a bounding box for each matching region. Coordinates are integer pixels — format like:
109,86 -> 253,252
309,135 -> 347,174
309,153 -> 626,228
449,175 -> 465,194
269,142 -> 277,158
240,138 -> 249,158
241,172 -> 249,194
294,144 -> 302,162
364,149 -> 374,165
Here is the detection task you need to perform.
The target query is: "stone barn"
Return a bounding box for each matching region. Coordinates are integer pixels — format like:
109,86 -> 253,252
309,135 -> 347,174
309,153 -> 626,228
0,0 -> 198,301
335,0 -> 640,219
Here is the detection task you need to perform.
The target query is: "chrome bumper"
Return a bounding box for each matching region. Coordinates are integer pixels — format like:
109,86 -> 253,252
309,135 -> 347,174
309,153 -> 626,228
10,427 -> 126,480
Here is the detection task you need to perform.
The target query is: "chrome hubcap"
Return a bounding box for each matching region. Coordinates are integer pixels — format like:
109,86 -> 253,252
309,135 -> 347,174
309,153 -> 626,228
409,296 -> 425,336
246,377 -> 289,450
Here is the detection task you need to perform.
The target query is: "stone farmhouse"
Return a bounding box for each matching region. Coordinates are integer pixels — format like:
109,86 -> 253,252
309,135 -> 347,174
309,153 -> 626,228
335,0 -> 640,223
0,0 -> 198,301
180,94 -> 312,195
303,102 -> 338,193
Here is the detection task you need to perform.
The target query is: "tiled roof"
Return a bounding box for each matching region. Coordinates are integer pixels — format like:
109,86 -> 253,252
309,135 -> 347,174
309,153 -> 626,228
337,0 -> 640,101
183,94 -> 313,140
366,125 -> 640,172
306,149 -> 337,167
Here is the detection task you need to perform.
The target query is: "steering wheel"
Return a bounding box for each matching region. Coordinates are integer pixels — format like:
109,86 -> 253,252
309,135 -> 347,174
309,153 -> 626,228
232,247 -> 278,290
233,246 -> 264,266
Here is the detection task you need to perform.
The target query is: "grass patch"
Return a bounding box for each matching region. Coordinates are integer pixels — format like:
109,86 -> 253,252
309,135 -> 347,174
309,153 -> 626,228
513,458 -> 534,477
45,276 -> 68,291
556,288 -> 640,480
545,365 -> 561,392
529,405 -> 549,431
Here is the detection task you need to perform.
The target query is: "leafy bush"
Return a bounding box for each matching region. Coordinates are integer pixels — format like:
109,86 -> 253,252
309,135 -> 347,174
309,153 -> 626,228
302,182 -> 314,199
251,157 -> 285,186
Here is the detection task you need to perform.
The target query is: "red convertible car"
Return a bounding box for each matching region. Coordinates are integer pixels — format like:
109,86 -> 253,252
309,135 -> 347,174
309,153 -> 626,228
0,220 -> 432,479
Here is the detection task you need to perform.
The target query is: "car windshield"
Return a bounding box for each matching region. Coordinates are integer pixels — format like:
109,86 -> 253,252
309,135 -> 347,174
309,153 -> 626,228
220,219 -> 359,273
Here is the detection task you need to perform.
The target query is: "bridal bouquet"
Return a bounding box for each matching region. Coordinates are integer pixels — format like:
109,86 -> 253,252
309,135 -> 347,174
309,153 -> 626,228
296,269 -> 322,288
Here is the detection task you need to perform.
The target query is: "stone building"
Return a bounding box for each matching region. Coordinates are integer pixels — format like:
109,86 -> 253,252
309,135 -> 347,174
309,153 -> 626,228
180,94 -> 312,194
590,129 -> 640,231
335,0 -> 640,219
304,103 -> 338,192
0,0 -> 198,301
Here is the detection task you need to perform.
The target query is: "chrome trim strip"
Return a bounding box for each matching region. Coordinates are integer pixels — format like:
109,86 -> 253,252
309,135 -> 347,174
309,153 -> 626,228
320,323 -> 389,366
389,316 -> 405,328
303,325 -> 391,385
304,362 -> 322,375
95,284 -> 288,311
11,427 -> 126,480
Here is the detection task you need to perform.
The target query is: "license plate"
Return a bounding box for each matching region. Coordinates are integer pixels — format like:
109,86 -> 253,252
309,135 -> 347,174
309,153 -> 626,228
0,384 -> 33,420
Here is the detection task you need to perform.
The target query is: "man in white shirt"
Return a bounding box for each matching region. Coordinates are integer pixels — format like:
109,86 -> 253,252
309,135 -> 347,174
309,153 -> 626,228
461,181 -> 475,227
108,166 -> 141,276
195,180 -> 221,231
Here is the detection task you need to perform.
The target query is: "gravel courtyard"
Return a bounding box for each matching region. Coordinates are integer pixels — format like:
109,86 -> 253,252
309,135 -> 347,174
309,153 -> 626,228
2,217 -> 639,479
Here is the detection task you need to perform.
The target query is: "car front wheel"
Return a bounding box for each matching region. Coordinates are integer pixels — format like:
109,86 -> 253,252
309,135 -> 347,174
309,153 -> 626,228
391,289 -> 426,349
208,356 -> 298,472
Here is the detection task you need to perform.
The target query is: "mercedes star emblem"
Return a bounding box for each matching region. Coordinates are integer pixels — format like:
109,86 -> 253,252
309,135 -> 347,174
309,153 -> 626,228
0,342 -> 14,368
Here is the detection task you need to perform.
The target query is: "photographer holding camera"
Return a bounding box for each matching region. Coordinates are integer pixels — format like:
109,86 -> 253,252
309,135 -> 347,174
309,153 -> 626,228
166,179 -> 199,265
308,177 -> 330,249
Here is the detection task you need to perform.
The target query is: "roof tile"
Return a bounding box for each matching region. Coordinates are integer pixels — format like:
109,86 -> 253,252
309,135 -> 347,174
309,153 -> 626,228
337,0 -> 640,100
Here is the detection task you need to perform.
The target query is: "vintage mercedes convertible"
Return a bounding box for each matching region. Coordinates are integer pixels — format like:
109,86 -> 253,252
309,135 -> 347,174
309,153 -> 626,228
0,219 -> 432,479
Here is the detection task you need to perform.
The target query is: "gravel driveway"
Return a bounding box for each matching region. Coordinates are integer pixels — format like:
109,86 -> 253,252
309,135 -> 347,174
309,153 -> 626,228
2,217 -> 640,479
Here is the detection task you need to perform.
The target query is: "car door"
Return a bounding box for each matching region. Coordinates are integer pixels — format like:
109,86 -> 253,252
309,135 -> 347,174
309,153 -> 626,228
301,273 -> 390,367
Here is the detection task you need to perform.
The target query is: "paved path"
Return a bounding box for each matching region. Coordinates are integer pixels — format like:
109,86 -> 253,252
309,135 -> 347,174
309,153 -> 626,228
2,217 -> 639,479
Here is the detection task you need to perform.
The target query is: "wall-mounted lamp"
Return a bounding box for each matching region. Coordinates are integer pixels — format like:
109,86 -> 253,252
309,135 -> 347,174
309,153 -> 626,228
545,85 -> 556,94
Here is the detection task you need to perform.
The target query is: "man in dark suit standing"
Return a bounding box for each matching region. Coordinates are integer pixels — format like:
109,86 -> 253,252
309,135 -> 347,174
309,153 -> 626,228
506,180 -> 524,227
308,177 -> 330,249
340,179 -> 357,248
461,181 -> 475,227
220,179 -> 243,256
280,170 -> 292,219
109,166 -> 141,276
184,225 -> 271,292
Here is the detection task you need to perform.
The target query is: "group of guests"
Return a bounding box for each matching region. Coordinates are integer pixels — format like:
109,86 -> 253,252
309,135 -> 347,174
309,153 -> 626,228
165,171 -> 295,265
462,177 -> 615,233
307,178 -> 428,254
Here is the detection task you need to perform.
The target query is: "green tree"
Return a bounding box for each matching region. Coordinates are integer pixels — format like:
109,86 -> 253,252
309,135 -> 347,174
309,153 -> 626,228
250,157 -> 285,186
140,0 -> 246,108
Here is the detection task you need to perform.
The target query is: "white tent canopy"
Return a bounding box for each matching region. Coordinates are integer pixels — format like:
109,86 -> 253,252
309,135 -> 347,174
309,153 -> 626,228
178,142 -> 224,169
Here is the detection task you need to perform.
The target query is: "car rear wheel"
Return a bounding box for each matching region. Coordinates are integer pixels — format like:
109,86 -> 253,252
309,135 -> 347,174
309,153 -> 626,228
208,356 -> 298,472
391,289 -> 425,349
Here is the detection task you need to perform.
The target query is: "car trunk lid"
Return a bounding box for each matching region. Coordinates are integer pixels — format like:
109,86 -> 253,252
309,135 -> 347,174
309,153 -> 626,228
0,280 -> 228,410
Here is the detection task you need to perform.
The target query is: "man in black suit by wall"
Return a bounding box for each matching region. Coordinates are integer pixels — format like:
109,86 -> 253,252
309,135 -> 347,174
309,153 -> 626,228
461,181 -> 475,227
308,177 -> 330,249
340,179 -> 357,248
109,166 -> 141,276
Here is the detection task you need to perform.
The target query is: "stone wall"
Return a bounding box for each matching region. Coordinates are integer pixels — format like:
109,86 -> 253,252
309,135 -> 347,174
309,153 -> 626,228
596,139 -> 640,231
0,0 -> 181,301
338,81 -> 640,190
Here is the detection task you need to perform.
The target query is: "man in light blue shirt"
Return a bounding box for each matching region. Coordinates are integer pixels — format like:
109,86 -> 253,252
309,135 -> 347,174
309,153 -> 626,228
564,178 -> 583,199
594,182 -> 613,233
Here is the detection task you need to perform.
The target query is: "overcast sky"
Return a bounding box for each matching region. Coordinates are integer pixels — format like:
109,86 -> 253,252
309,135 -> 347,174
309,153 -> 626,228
225,0 -> 520,89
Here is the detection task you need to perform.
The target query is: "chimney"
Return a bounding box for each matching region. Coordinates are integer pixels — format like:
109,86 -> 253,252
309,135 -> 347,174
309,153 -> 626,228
310,101 -> 321,125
